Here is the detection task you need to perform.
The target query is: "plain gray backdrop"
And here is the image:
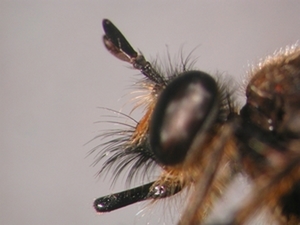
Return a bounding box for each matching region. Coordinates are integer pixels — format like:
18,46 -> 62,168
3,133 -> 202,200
1,1 -> 300,225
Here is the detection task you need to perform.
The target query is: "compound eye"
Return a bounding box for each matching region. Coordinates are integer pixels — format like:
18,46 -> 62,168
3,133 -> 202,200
150,71 -> 218,165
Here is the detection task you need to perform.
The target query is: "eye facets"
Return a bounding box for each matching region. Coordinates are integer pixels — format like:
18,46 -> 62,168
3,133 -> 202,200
150,71 -> 218,165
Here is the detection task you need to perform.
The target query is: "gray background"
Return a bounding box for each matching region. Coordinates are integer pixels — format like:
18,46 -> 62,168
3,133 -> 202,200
1,1 -> 300,225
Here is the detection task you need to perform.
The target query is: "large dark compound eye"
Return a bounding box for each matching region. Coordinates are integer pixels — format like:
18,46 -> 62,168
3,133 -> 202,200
150,71 -> 219,165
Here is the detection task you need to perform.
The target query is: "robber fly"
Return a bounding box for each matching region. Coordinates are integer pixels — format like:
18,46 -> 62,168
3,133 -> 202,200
90,19 -> 300,224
